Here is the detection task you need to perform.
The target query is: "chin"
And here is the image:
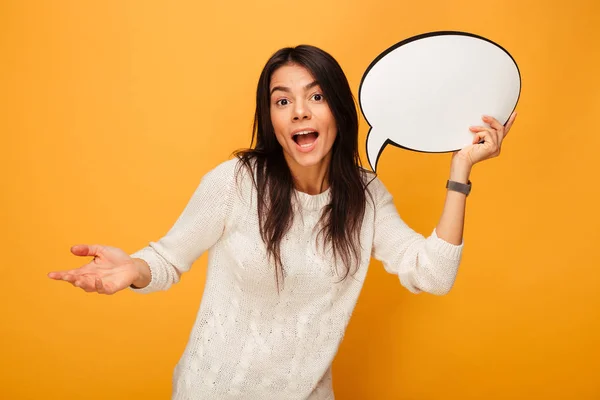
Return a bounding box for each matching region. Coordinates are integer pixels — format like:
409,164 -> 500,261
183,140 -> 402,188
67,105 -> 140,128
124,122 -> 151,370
286,150 -> 328,169
295,157 -> 324,168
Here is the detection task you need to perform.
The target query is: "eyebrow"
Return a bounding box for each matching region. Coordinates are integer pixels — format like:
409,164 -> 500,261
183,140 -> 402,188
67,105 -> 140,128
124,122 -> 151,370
270,80 -> 320,96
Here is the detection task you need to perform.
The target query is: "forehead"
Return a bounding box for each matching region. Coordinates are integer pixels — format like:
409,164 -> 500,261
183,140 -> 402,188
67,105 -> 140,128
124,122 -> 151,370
270,64 -> 316,89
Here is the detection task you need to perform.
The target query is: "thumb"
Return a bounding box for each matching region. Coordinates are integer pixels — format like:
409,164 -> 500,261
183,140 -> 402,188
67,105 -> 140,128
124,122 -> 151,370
70,244 -> 103,257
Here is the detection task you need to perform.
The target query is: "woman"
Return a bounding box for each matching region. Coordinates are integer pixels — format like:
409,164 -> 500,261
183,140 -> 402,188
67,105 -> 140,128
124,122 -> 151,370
48,45 -> 516,399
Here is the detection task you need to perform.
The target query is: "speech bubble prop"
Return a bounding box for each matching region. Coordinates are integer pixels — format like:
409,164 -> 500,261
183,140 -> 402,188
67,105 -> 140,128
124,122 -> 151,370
359,31 -> 521,171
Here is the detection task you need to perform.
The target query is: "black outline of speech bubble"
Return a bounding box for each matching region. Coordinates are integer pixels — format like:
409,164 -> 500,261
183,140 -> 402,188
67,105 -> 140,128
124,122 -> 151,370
358,30 -> 522,171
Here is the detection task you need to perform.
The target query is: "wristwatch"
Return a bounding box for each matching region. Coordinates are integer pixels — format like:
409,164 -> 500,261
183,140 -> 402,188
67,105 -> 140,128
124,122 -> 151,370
446,180 -> 472,196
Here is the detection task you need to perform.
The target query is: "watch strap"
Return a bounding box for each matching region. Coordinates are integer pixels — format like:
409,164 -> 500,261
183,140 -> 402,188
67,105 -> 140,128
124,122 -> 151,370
446,180 -> 472,196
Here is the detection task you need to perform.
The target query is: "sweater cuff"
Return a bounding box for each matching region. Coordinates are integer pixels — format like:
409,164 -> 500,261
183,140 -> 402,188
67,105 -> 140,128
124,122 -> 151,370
430,228 -> 464,261
128,248 -> 158,294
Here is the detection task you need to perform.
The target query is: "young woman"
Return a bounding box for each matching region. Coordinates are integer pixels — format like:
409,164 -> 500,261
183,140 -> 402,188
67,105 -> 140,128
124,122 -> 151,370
48,45 -> 516,399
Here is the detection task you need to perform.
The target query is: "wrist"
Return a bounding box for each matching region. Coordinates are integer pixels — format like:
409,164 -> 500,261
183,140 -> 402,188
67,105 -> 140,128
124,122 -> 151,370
131,258 -> 151,288
450,156 -> 472,184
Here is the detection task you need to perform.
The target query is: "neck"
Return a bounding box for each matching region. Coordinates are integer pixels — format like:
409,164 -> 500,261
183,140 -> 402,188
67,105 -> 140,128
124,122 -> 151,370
284,154 -> 331,195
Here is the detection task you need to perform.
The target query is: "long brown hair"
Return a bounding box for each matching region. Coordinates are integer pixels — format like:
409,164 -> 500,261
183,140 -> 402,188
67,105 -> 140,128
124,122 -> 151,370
234,45 -> 373,288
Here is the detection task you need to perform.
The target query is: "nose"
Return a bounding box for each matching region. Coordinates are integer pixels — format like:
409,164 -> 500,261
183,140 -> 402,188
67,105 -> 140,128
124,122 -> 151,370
292,100 -> 312,121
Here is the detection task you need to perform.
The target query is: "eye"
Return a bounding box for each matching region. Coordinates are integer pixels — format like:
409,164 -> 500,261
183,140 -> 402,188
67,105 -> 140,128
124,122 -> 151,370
311,93 -> 324,102
276,98 -> 289,106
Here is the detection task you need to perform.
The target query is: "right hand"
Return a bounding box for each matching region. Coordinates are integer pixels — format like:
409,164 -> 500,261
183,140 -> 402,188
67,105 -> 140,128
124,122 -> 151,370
48,244 -> 143,295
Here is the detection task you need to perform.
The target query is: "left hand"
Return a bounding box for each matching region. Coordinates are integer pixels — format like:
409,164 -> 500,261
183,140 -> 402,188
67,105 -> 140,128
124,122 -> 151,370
453,111 -> 517,167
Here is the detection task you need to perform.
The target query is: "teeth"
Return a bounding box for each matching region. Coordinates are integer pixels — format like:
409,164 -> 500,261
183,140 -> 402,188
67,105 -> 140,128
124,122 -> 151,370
300,143 -> 313,148
294,130 -> 316,136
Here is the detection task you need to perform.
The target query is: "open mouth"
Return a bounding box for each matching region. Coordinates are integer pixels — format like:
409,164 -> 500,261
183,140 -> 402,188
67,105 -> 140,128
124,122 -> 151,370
292,130 -> 319,148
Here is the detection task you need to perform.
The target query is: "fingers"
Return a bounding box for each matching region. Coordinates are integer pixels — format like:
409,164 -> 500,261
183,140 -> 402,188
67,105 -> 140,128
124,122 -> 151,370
51,273 -> 117,295
72,275 -> 104,293
49,244 -> 120,295
76,280 -> 97,293
469,125 -> 498,145
48,269 -> 81,281
71,244 -> 103,258
72,274 -> 95,290
47,245 -> 101,280
481,112 -> 518,140
468,126 -> 500,156
94,277 -> 116,295
481,115 -> 503,141
95,277 -> 105,293
469,126 -> 489,144
73,276 -> 112,295
471,114 -> 505,147
47,271 -> 63,280
47,267 -> 105,293
49,244 -> 105,279
48,260 -> 96,280
48,270 -> 89,287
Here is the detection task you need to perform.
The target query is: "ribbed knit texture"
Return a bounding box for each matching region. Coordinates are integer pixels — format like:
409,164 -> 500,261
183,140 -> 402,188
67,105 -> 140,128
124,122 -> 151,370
130,158 -> 463,399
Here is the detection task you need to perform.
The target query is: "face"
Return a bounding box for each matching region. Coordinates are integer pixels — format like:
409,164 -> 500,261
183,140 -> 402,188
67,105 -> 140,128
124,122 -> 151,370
269,63 -> 337,173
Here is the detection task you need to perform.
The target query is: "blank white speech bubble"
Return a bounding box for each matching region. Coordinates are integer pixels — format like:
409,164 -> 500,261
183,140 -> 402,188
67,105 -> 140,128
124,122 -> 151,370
359,31 -> 521,171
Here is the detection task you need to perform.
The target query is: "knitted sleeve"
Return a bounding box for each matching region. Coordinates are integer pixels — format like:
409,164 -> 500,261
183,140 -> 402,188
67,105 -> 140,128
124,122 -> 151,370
370,178 -> 464,295
128,159 -> 237,294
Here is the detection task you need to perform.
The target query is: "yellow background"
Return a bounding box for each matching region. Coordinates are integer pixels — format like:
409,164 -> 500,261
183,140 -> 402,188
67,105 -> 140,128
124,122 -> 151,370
2,0 -> 599,399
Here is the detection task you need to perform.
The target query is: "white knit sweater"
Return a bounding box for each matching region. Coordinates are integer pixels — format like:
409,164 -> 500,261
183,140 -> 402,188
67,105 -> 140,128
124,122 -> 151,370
130,158 -> 463,399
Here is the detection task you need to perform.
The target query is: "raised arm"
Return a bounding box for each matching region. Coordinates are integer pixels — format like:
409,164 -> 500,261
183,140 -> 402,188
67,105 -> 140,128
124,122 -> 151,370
371,113 -> 517,295
435,112 -> 517,244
